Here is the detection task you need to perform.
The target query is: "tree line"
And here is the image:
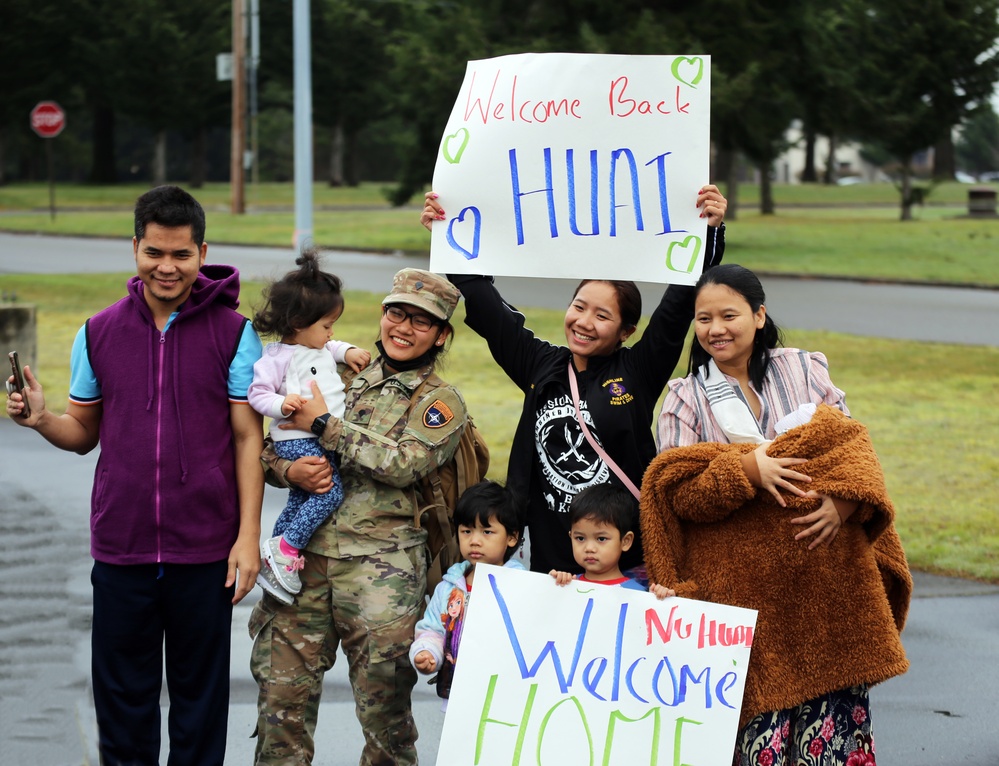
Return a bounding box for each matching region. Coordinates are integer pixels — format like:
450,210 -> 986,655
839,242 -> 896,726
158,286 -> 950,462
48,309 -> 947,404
3,0 -> 998,220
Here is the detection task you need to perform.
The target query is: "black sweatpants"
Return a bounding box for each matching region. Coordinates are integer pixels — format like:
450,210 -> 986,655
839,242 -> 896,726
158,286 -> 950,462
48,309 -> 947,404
91,560 -> 234,766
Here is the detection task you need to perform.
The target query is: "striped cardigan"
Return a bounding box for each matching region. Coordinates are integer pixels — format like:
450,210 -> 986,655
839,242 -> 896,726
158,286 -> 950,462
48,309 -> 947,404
656,347 -> 848,450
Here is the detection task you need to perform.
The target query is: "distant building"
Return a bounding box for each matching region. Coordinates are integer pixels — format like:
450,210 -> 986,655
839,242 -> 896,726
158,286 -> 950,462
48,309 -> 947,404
768,120 -> 906,184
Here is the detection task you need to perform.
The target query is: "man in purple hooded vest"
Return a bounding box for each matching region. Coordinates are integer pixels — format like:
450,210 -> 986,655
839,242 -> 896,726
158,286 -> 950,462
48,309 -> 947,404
4,186 -> 264,765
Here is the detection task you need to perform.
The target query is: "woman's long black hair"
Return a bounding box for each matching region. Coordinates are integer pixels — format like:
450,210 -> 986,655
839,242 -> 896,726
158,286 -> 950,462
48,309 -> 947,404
687,264 -> 783,390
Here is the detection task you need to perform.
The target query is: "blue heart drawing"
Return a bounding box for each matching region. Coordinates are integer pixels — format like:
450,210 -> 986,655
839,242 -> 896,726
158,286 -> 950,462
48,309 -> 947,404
446,206 -> 482,261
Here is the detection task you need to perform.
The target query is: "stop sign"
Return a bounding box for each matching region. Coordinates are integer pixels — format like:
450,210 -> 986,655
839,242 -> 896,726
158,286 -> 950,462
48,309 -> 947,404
30,101 -> 65,138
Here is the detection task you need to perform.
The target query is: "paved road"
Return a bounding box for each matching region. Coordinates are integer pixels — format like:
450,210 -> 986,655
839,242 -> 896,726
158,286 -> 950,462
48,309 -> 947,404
1,418 -> 997,765
2,232 -> 997,346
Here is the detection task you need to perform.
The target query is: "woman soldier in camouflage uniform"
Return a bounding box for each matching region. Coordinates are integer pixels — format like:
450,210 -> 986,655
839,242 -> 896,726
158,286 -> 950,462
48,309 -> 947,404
251,269 -> 467,765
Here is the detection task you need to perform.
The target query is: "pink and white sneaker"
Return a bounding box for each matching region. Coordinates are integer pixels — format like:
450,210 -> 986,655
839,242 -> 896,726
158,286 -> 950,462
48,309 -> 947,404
261,536 -> 305,594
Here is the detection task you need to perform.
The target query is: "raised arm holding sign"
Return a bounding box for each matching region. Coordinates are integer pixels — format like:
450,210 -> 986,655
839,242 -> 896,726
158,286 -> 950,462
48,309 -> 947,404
420,54 -> 726,579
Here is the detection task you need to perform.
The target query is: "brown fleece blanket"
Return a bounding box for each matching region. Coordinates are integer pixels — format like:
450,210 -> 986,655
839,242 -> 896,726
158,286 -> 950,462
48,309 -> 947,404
641,404 -> 910,725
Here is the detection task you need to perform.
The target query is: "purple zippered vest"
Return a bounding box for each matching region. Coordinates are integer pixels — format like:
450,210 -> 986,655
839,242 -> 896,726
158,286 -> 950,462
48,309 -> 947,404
85,266 -> 248,565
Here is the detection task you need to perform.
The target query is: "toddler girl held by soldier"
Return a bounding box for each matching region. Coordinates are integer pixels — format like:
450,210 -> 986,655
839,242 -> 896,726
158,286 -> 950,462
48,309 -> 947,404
248,251 -> 370,602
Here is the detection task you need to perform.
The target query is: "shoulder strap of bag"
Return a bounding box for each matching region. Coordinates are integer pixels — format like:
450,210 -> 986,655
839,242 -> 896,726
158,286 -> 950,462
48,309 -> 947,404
567,361 -> 641,500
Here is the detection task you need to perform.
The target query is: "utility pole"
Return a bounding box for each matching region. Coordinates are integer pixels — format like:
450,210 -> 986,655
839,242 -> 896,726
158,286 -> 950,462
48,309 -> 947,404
249,0 -> 260,186
230,0 -> 246,214
293,0 -> 313,252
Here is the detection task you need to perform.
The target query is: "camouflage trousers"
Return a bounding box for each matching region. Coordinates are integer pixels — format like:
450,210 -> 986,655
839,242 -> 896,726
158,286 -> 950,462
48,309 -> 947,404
249,546 -> 426,765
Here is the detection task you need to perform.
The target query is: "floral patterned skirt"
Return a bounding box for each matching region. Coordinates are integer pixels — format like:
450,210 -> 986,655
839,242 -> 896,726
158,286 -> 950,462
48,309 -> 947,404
734,685 -> 876,766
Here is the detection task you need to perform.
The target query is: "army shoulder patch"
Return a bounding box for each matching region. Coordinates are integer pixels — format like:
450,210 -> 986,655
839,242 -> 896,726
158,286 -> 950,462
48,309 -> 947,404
423,399 -> 455,428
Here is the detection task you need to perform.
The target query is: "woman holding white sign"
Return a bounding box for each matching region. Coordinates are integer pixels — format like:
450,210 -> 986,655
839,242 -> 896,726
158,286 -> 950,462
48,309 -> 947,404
642,264 -> 910,765
421,185 -> 726,578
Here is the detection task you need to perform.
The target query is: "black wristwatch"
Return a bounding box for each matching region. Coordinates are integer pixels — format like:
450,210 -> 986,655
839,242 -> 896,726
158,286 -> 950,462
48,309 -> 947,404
311,412 -> 332,438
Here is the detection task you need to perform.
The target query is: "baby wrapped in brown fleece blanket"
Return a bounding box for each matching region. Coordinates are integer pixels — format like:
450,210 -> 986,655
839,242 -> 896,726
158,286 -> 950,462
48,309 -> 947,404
640,404 -> 910,726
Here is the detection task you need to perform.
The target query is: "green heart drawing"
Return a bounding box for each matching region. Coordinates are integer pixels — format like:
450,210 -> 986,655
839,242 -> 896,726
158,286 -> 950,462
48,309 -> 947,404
666,235 -> 702,273
671,57 -> 704,88
442,128 -> 470,165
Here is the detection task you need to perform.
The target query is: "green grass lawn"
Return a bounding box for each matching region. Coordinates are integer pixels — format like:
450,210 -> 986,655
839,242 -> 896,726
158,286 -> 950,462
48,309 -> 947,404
0,178 -> 987,209
0,181 -> 401,211
2,275 -> 996,583
729,210 -> 999,285
3,181 -> 999,285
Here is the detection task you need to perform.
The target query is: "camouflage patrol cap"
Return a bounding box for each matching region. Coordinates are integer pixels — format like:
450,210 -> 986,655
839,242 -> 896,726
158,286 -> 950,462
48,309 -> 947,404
383,269 -> 460,322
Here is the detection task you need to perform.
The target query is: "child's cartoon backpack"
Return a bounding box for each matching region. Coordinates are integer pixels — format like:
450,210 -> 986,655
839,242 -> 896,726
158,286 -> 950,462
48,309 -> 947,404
409,373 -> 490,595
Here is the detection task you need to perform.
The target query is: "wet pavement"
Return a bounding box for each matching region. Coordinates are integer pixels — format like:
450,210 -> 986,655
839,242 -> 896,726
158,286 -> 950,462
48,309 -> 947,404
0,417 -> 447,765
1,416 -> 997,765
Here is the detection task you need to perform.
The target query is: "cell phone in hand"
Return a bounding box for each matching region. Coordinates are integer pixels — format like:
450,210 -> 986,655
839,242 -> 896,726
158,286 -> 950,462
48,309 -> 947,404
7,351 -> 30,418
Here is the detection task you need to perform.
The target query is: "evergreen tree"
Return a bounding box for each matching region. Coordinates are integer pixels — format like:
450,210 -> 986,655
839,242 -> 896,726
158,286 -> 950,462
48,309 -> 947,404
844,0 -> 999,219
956,105 -> 999,177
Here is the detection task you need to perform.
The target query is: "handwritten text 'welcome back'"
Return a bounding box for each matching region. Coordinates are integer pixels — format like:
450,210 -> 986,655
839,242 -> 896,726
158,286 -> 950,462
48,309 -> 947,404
463,70 -> 694,124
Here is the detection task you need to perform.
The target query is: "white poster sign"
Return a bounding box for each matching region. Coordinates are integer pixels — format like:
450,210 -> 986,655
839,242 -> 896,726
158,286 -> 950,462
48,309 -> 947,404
429,52 -> 711,285
436,565 -> 756,766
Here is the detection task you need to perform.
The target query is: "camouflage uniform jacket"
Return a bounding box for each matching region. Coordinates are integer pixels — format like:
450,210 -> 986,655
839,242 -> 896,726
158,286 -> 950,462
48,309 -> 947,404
264,359 -> 468,558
